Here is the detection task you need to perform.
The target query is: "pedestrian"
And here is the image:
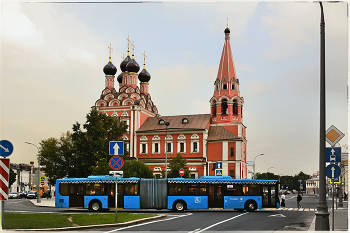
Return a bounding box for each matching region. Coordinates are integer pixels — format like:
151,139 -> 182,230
280,192 -> 286,209
344,192 -> 348,201
46,190 -> 51,199
297,192 -> 302,209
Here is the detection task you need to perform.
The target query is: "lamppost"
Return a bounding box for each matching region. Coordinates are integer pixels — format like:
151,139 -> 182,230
267,167 -> 274,180
25,142 -> 41,203
159,120 -> 170,179
253,153 -> 264,179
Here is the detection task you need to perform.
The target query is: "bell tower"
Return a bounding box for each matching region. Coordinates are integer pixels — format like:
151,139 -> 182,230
210,25 -> 244,124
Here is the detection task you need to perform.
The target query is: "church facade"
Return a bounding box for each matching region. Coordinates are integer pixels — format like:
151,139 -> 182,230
94,27 -> 247,179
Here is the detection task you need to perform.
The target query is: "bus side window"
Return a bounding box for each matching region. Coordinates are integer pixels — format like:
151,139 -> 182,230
125,183 -> 139,195
59,183 -> 69,196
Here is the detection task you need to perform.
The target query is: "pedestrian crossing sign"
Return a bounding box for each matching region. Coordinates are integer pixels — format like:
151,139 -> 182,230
330,177 -> 341,184
215,169 -> 223,176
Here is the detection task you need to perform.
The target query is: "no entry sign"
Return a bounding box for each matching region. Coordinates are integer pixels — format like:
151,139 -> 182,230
179,168 -> 185,176
109,156 -> 123,170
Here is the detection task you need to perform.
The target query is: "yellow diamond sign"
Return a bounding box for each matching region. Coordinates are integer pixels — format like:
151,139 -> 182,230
326,125 -> 345,147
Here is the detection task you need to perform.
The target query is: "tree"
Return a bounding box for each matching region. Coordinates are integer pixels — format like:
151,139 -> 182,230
9,168 -> 16,188
122,160 -> 154,178
39,108 -> 128,181
167,153 -> 191,178
39,131 -> 75,185
71,108 -> 128,177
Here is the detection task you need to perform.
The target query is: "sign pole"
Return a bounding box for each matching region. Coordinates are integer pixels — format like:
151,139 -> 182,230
315,3 -> 330,230
332,178 -> 334,231
115,177 -> 118,223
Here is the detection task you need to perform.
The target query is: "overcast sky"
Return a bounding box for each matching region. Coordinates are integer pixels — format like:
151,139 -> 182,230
1,0 -> 348,177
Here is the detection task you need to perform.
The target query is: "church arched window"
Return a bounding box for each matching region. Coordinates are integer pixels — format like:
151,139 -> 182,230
221,99 -> 228,115
212,100 -> 217,116
233,100 -> 238,115
223,84 -> 227,90
232,84 -> 235,90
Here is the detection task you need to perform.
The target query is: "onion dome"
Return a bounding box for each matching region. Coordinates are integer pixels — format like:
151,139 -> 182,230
117,73 -> 123,84
103,58 -> 117,75
120,54 -> 131,72
224,27 -> 230,34
126,55 -> 140,73
138,65 -> 151,83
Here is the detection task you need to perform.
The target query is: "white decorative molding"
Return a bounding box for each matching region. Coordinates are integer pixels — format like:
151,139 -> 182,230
178,134 -> 186,140
121,111 -> 129,117
140,136 -> 148,141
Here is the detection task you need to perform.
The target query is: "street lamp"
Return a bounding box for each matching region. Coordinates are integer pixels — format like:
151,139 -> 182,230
253,153 -> 264,179
159,120 -> 170,179
25,142 -> 41,203
267,167 -> 274,180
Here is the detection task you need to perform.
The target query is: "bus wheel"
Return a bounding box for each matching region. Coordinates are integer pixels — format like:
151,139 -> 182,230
90,200 -> 102,212
245,201 -> 256,212
173,200 -> 186,212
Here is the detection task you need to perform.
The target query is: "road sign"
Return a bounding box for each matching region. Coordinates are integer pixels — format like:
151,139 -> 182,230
109,141 -> 124,156
326,125 -> 345,147
179,168 -> 185,176
0,158 -> 10,200
326,164 -> 341,179
109,170 -> 123,177
215,169 -> 223,176
326,147 -> 341,162
330,177 -> 341,184
0,140 -> 14,158
109,156 -> 124,170
216,162 -> 222,169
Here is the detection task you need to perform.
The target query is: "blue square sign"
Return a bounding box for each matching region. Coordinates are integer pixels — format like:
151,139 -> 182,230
326,147 -> 341,162
109,141 -> 124,156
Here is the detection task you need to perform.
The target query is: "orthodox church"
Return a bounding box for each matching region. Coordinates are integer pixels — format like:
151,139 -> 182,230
94,26 -> 247,179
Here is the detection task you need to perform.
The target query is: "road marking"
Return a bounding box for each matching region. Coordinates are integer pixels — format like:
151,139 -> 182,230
288,208 -> 293,211
104,213 -> 192,232
195,212 -> 248,233
268,214 -> 286,217
298,208 -> 304,211
188,228 -> 201,233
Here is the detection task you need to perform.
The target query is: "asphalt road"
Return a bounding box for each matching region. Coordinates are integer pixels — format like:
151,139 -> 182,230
4,194 -> 319,232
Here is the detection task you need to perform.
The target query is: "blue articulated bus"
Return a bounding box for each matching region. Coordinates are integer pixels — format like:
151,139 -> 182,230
55,176 -> 279,212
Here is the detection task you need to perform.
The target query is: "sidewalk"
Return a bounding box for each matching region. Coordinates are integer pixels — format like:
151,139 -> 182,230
309,200 -> 348,231
29,197 -> 56,207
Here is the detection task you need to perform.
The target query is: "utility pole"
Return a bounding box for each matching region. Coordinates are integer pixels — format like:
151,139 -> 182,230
315,2 -> 330,230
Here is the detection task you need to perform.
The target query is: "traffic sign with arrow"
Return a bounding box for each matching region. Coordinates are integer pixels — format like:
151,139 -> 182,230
326,164 -> 341,179
0,140 -> 14,157
109,141 -> 124,156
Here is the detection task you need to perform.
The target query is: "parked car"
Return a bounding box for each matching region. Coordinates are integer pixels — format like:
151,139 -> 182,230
8,192 -> 19,199
19,191 -> 28,199
26,191 -> 37,199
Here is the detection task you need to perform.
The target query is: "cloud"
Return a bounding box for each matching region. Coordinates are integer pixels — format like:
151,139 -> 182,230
3,3 -> 43,48
66,47 -> 97,64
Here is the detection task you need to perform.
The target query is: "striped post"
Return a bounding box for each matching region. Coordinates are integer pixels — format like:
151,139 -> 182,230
0,159 -> 10,200
0,158 -> 9,230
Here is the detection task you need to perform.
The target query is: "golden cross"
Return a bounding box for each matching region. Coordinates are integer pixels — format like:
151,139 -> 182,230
107,43 -> 113,57
126,35 -> 131,50
142,51 -> 147,64
121,54 -> 125,59
226,17 -> 228,27
131,40 -> 135,54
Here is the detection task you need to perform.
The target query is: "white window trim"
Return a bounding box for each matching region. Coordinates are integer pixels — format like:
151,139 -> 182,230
139,136 -> 148,155
177,134 -> 186,154
165,141 -> 173,155
190,134 -> 200,154
152,135 -> 160,155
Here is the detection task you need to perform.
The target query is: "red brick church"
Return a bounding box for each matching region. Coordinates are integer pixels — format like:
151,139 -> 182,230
94,26 -> 247,179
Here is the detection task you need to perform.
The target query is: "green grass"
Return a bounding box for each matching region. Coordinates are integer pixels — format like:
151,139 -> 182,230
4,212 -> 157,229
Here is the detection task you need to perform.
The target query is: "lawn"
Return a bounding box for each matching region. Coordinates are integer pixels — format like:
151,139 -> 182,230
4,212 -> 158,229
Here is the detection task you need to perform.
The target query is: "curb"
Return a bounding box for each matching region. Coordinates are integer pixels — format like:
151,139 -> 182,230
8,215 -> 166,231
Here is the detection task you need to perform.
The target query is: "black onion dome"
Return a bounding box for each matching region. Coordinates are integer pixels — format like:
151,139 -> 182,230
120,55 -> 131,72
103,60 -> 117,75
224,27 -> 230,34
117,73 -> 123,84
138,68 -> 151,82
126,58 -> 140,73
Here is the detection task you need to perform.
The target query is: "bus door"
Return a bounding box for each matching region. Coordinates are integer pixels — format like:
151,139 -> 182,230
107,183 -> 124,208
69,184 -> 84,207
208,184 -> 224,208
262,185 -> 277,208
